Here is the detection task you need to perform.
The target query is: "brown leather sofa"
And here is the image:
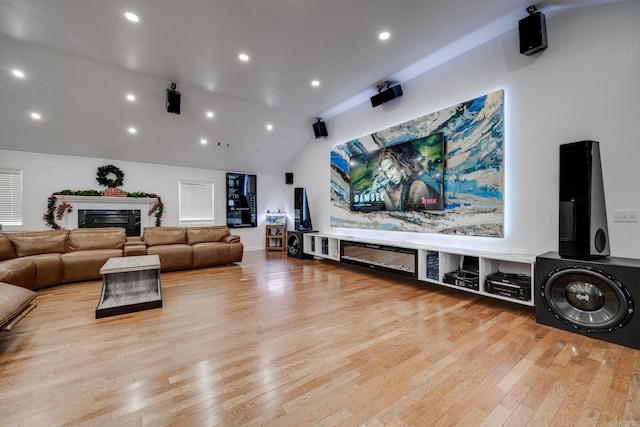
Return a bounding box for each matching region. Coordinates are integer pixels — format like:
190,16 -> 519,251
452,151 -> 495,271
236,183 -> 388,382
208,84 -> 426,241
0,228 -> 127,290
141,226 -> 243,271
0,226 -> 243,289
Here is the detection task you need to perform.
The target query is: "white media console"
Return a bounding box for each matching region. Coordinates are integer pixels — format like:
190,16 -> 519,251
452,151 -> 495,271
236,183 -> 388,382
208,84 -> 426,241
303,233 -> 536,307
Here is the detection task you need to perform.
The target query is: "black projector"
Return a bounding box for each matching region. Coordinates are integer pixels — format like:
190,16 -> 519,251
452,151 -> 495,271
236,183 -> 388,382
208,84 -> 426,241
370,84 -> 403,108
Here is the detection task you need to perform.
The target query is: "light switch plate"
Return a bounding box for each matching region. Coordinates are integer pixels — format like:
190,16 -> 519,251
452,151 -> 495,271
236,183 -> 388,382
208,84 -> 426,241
613,209 -> 639,222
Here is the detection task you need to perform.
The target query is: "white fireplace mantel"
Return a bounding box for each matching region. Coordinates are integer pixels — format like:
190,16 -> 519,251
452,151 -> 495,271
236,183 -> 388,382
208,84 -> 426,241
56,195 -> 158,234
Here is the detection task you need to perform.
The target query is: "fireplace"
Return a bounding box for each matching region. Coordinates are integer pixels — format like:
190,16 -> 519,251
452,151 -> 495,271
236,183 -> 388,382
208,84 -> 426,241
78,209 -> 141,237
54,195 -> 156,234
340,240 -> 417,277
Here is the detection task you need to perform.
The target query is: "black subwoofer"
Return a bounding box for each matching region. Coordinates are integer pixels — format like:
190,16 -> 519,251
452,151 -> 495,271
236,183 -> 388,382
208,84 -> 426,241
287,231 -> 305,259
535,251 -> 640,349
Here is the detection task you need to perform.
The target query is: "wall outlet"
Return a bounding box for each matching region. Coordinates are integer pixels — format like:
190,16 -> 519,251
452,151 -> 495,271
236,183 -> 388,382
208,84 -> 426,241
613,209 -> 639,222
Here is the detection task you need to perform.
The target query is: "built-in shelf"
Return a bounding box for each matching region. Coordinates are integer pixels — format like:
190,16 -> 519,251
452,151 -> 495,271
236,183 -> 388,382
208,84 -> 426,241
303,233 -> 340,261
303,233 -> 535,307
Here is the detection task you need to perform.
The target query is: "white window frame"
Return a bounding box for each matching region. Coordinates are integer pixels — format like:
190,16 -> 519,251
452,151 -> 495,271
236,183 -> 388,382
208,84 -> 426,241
178,180 -> 215,224
0,167 -> 24,231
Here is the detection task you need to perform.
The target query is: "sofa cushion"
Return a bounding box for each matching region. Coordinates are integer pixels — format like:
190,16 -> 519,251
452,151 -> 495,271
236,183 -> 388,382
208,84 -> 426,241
0,234 -> 16,261
0,281 -> 37,331
8,230 -> 69,257
192,242 -> 230,267
186,226 -> 230,244
21,253 -> 63,289
143,227 -> 187,246
61,249 -> 123,282
68,228 -> 127,251
0,259 -> 37,290
146,244 -> 192,271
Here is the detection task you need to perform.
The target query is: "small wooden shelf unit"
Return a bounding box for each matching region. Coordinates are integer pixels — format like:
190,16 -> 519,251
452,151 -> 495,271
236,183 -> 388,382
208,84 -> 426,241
266,225 -> 286,251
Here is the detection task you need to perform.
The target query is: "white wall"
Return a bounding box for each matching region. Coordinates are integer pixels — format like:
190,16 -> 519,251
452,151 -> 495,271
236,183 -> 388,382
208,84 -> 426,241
291,1 -> 640,259
0,149 -> 293,251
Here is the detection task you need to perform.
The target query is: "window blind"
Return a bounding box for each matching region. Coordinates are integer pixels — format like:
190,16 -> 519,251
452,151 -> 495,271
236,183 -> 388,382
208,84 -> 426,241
0,168 -> 23,227
179,181 -> 214,222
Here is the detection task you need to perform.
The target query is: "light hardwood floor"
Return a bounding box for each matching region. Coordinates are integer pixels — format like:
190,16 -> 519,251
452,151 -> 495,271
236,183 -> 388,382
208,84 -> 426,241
1,251 -> 639,426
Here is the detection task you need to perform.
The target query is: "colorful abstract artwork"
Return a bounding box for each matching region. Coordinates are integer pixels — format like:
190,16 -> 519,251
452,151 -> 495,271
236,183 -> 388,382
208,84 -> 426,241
330,89 -> 504,237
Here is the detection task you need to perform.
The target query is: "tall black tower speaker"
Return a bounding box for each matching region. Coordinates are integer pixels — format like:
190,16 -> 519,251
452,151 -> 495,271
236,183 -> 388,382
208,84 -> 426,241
559,141 -> 609,260
519,11 -> 548,56
294,187 -> 313,231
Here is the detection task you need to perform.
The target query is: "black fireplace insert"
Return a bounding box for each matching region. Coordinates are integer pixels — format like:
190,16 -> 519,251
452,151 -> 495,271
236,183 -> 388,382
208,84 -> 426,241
78,209 -> 141,236
340,240 -> 417,277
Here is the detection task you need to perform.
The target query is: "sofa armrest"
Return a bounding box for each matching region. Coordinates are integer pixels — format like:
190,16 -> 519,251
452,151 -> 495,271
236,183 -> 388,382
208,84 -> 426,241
0,281 -> 37,331
124,242 -> 147,256
223,235 -> 241,244
0,259 -> 37,290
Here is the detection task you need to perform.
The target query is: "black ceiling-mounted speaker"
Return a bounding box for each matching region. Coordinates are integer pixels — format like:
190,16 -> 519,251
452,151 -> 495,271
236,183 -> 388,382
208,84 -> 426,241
285,172 -> 294,185
166,85 -> 181,114
559,140 -> 609,260
519,9 -> 548,56
313,118 -> 328,138
370,84 -> 403,108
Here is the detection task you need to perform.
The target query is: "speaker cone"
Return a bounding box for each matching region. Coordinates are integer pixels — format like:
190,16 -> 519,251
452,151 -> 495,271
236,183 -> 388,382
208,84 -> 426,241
540,265 -> 633,332
288,233 -> 301,256
594,228 -> 608,253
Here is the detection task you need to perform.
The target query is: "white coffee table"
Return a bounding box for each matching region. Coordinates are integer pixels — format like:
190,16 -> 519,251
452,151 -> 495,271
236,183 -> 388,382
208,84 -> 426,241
96,255 -> 162,318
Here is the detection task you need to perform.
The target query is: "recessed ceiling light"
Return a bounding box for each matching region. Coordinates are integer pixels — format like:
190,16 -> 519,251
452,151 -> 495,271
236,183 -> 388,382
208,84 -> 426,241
128,127 -> 137,134
311,80 -> 320,87
126,93 -> 136,102
206,111 -> 214,119
30,112 -> 41,120
124,12 -> 139,22
12,69 -> 25,78
238,53 -> 250,62
200,138 -> 208,145
379,31 -> 391,41
266,124 -> 273,131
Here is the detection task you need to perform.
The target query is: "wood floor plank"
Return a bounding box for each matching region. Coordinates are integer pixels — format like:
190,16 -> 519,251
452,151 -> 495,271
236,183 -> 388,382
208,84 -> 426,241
2,251 -> 640,426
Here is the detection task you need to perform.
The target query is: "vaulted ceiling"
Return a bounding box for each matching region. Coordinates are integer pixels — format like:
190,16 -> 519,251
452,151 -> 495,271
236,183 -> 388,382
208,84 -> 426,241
0,0 -> 615,174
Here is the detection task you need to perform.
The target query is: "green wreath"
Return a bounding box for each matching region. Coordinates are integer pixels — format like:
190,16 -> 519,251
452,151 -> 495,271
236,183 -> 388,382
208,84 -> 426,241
96,165 -> 124,188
